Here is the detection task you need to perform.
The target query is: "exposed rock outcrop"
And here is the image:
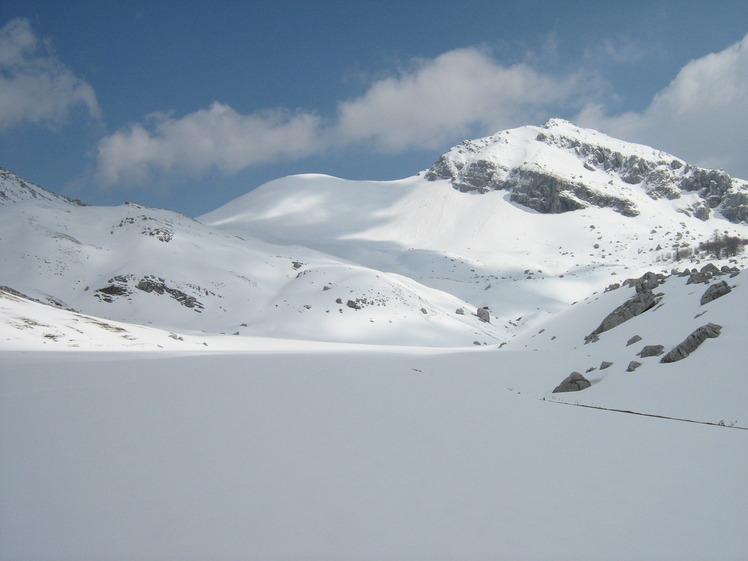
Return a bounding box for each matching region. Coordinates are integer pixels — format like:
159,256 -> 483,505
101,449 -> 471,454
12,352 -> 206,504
700,280 -> 732,305
626,335 -> 643,346
627,361 -> 642,372
660,323 -> 723,363
585,290 -> 657,343
638,345 -> 665,357
95,274 -> 204,311
553,372 -> 591,393
477,307 -> 491,323
424,119 -> 748,223
135,276 -> 204,310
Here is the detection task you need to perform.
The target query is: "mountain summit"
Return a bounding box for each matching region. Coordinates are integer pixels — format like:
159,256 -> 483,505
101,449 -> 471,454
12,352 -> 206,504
425,119 -> 748,223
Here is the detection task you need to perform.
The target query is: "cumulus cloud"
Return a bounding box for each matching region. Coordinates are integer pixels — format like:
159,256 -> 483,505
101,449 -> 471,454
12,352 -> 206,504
95,102 -> 321,186
95,46 -> 578,187
577,33 -> 748,179
0,18 -> 100,130
335,47 -> 576,151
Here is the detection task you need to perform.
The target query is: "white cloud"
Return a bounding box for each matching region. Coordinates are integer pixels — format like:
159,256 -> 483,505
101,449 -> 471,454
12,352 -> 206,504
95,102 -> 321,187
95,46 -> 580,187
335,47 -> 576,151
0,18 -> 100,130
577,33 -> 748,179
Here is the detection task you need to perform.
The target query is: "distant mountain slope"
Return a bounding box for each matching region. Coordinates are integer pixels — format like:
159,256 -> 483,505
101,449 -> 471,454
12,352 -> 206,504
3,120 -> 748,345
0,174 -> 503,346
200,121 -> 748,328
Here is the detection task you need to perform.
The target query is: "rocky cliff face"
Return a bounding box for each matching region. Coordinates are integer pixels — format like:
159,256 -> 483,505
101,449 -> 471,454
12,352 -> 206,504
425,119 -> 748,223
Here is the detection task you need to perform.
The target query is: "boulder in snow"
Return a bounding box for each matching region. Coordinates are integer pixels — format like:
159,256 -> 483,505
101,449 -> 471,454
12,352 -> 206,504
660,323 -> 723,363
552,372 -> 591,393
700,280 -> 731,305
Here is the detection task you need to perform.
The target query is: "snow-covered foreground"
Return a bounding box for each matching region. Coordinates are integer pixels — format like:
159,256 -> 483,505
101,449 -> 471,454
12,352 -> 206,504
2,347 -> 746,561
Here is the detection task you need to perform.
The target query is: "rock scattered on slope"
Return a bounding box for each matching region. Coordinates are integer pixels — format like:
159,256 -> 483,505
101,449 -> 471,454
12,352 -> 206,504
700,280 -> 732,305
626,335 -> 643,346
477,307 -> 491,323
660,323 -> 723,363
585,288 -> 657,343
552,372 -> 591,393
638,344 -> 665,357
627,361 -> 642,372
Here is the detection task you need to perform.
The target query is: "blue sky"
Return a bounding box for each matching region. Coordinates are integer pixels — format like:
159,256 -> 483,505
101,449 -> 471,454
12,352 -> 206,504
1,1 -> 747,217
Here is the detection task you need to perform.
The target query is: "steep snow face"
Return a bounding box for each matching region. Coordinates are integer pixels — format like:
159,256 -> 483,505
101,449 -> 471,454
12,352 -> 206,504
425,118 -> 748,222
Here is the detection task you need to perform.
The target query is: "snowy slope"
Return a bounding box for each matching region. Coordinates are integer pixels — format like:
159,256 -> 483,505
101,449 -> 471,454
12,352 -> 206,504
0,169 -> 503,346
200,121 -> 748,329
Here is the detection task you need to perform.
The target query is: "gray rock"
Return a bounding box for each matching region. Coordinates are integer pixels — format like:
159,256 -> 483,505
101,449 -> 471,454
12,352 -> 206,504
455,308 -> 465,315
638,344 -> 665,357
552,372 -> 591,393
632,272 -> 665,293
626,361 -> 642,372
585,290 -> 656,343
346,300 -> 361,310
423,122 -> 748,224
477,307 -> 491,323
686,271 -> 711,285
700,280 -> 731,305
660,323 -> 723,363
135,276 -> 204,310
626,335 -> 643,346
600,361 -> 614,370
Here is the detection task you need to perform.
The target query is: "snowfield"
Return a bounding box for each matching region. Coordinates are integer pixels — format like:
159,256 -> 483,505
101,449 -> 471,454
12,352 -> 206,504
2,120 -> 748,560
2,348 -> 747,561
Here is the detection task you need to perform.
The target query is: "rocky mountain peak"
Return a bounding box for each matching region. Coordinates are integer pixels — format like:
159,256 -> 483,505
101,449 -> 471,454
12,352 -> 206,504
424,120 -> 748,223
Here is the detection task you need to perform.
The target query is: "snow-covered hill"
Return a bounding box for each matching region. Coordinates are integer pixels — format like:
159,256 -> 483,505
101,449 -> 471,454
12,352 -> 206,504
201,119 -> 748,329
3,120 -> 748,561
0,169 -> 503,346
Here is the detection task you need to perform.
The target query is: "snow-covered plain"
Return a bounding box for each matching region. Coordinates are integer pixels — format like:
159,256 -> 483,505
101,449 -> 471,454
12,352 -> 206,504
3,347 -> 747,561
2,120 -> 748,560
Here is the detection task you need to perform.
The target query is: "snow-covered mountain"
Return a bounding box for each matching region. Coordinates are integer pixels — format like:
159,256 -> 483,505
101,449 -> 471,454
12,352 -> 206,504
0,168 -> 503,346
201,119 -> 748,329
4,119 -> 748,345
426,118 -> 748,222
3,120 -> 748,561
